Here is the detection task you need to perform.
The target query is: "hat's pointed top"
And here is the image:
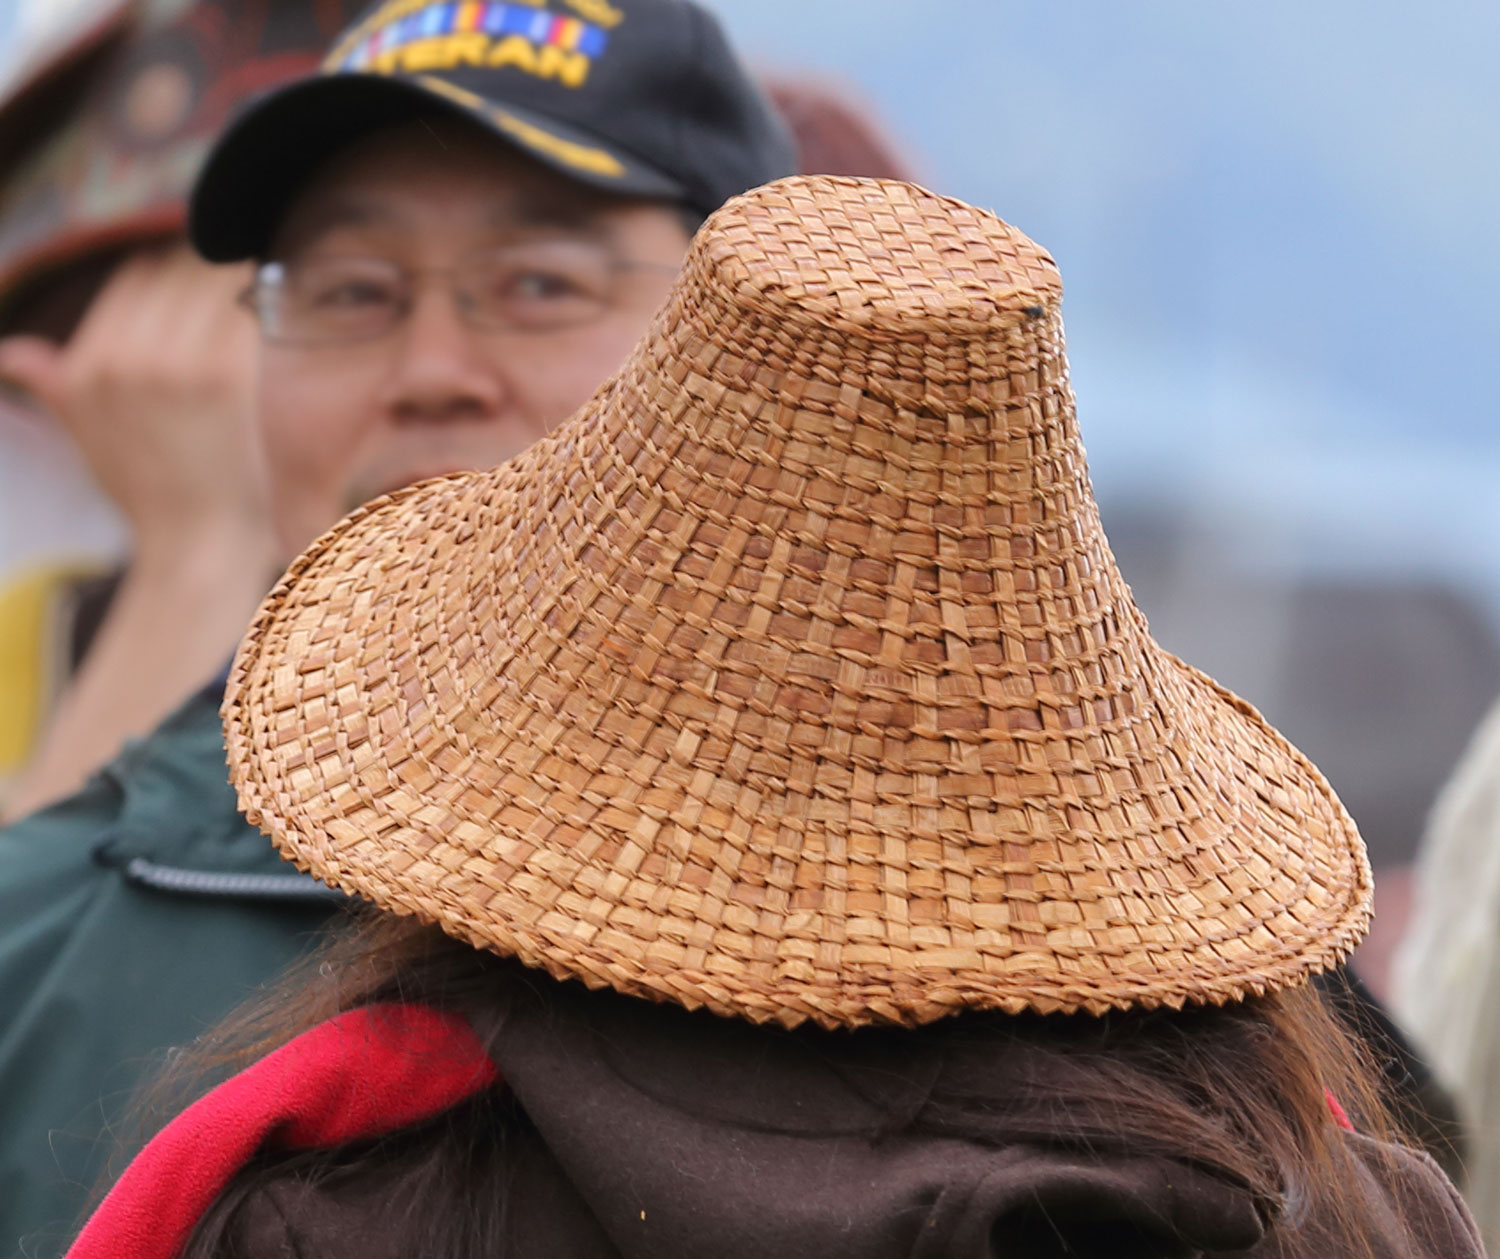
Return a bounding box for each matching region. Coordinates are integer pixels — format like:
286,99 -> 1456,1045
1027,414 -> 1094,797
695,177 -> 1062,339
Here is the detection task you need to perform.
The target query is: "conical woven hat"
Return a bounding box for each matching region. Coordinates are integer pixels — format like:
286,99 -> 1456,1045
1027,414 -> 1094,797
225,175 -> 1372,1030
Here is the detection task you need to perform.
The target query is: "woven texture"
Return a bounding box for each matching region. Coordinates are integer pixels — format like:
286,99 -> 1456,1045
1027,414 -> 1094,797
225,176 -> 1372,1029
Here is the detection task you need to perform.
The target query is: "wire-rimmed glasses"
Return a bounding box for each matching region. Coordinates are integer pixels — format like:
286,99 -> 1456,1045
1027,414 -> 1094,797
242,239 -> 679,346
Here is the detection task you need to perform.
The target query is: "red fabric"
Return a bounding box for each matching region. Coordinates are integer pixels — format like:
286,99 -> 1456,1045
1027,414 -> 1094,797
66,1003 -> 499,1259
1326,1089 -> 1355,1132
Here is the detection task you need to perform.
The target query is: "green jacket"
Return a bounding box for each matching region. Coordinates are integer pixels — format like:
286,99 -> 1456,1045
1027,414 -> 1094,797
0,681 -> 343,1255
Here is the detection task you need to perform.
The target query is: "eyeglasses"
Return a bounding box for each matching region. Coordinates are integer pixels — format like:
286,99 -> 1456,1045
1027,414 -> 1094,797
241,240 -> 679,346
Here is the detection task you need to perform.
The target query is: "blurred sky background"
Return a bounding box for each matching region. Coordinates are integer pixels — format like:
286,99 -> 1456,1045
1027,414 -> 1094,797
0,0 -> 1497,888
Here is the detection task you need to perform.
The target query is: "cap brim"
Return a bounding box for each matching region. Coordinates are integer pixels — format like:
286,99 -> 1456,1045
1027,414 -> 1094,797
190,73 -> 689,262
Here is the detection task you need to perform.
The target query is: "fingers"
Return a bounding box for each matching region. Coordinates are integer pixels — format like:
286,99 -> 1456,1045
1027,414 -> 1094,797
9,242 -> 271,541
65,244 -> 251,369
0,335 -> 68,415
164,249 -> 259,397
51,245 -> 257,426
0,247 -> 257,427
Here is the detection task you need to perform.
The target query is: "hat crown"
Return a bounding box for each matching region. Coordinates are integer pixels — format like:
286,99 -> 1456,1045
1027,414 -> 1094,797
579,177 -> 1129,757
694,178 -> 1062,340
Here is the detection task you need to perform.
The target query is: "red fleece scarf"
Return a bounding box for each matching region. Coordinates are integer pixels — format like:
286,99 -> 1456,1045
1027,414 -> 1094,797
66,1003 -> 499,1259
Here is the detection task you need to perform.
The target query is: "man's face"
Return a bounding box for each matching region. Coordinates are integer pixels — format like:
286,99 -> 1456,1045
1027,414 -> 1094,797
257,118 -> 692,557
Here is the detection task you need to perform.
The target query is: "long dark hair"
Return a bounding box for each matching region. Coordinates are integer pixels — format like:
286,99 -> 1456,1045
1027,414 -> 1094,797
115,908 -> 1403,1258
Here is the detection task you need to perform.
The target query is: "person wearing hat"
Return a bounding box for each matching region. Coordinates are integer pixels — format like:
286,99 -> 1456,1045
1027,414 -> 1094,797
68,176 -> 1479,1259
0,0 -> 792,1247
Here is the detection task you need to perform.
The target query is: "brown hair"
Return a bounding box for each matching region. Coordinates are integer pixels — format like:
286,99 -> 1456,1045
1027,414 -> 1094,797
118,909 -> 1404,1258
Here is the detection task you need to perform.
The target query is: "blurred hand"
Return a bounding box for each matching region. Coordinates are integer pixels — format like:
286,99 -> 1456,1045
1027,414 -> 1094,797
0,243 -> 282,819
0,243 -> 270,555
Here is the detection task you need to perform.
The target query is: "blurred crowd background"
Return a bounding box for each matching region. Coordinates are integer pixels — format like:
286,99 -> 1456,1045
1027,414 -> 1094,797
3,0 -> 1498,985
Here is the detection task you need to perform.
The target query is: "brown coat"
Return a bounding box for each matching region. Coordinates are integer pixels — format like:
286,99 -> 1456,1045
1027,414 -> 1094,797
213,978 -> 1484,1259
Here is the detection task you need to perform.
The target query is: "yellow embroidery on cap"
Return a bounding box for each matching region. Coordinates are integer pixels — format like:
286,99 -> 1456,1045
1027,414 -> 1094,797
327,3 -> 610,89
560,0 -> 623,29
414,74 -> 489,109
398,33 -> 487,71
324,0 -> 431,68
489,107 -> 625,175
414,75 -> 626,177
537,43 -> 590,87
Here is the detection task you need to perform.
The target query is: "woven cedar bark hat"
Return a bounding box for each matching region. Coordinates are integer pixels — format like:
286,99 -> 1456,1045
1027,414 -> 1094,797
225,175 -> 1372,1030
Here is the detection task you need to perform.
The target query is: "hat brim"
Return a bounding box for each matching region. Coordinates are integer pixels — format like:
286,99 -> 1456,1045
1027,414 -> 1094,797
225,441 -> 1371,1031
190,73 -> 689,262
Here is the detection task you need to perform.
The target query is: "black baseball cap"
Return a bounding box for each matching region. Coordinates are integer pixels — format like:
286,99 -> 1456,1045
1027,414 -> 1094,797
189,0 -> 795,261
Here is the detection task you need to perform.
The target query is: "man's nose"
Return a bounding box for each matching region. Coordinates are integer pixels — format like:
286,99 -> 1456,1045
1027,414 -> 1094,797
379,287 -> 506,423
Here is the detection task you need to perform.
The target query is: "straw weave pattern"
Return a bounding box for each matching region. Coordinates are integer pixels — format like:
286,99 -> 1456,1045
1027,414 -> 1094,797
225,176 -> 1371,1029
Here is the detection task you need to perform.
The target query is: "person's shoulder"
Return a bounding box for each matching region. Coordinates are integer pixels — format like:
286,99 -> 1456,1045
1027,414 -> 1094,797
209,1176 -> 411,1259
1341,1130 -> 1484,1258
0,678 -> 240,881
1,676 -> 228,832
212,1178 -> 327,1258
